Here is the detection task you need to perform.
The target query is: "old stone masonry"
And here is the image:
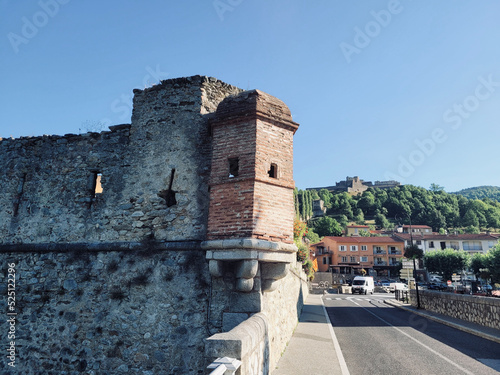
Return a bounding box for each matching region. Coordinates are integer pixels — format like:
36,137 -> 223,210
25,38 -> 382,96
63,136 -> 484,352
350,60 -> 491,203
0,75 -> 309,374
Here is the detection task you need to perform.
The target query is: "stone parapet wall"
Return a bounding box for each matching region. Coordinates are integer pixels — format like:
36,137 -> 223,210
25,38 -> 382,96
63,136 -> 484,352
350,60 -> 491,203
205,262 -> 309,374
410,290 -> 500,330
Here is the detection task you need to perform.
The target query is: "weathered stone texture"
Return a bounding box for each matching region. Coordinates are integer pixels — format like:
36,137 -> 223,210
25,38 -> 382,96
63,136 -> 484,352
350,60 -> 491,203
0,76 -> 242,246
206,261 -> 308,375
0,248 -> 223,374
0,75 -> 304,374
410,290 -> 500,330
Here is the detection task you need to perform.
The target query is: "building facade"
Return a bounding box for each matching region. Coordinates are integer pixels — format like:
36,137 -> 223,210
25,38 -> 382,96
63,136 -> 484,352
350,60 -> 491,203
394,233 -> 500,254
308,176 -> 401,195
310,236 -> 405,277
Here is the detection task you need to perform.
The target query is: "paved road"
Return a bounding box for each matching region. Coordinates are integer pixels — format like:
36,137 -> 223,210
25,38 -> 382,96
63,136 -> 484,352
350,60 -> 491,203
324,293 -> 500,375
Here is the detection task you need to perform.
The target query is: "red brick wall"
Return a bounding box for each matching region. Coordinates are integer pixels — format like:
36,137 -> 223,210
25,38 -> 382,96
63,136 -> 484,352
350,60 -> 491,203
207,90 -> 298,242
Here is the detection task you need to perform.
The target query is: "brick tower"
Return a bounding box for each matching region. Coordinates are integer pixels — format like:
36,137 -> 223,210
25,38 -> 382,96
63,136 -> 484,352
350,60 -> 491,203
204,89 -> 299,293
206,89 -> 299,243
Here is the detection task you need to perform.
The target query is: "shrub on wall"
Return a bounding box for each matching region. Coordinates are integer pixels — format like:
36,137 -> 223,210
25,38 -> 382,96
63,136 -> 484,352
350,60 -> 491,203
296,243 -> 309,263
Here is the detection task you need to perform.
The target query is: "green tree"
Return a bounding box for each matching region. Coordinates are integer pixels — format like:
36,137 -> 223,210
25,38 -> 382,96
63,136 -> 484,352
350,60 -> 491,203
424,249 -> 470,281
353,208 -> 365,225
318,189 -> 332,209
470,252 -> 488,280
374,212 -> 390,229
313,216 -> 343,237
486,244 -> 500,284
430,183 -> 445,192
464,225 -> 480,234
404,244 -> 424,260
306,228 -> 321,244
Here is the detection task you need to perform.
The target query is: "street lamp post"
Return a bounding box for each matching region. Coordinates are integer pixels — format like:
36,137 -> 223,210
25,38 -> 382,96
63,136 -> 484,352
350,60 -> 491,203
408,216 -> 421,309
399,213 -> 421,309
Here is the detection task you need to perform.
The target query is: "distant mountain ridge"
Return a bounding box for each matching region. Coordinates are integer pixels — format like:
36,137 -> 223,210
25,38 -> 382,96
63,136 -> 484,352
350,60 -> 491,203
452,186 -> 500,202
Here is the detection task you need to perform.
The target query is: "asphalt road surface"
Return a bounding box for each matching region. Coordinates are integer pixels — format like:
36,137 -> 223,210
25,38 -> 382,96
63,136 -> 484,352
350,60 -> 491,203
323,294 -> 500,375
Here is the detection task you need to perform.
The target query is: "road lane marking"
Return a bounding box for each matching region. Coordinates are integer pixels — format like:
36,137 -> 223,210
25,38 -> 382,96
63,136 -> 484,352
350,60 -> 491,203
321,297 -> 351,375
359,304 -> 475,375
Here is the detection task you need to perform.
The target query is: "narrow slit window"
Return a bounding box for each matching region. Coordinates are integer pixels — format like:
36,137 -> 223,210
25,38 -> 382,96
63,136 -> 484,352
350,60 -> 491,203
228,158 -> 239,178
268,163 -> 278,178
95,173 -> 103,194
91,172 -> 103,197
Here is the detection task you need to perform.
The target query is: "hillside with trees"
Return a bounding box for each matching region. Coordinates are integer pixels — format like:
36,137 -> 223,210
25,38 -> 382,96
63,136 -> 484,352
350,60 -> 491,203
453,186 -> 500,202
295,184 -> 500,236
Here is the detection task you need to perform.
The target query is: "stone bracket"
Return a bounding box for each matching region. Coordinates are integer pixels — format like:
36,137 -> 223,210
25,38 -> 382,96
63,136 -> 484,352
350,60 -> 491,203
203,238 -> 296,293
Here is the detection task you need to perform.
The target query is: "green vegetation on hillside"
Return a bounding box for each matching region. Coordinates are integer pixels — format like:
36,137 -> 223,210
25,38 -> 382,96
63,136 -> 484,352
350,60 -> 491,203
453,186 -> 500,202
296,185 -> 500,233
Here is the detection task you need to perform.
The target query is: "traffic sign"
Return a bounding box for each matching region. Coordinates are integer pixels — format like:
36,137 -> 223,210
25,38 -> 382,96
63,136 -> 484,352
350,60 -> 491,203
400,269 -> 413,279
452,274 -> 460,281
401,258 -> 413,269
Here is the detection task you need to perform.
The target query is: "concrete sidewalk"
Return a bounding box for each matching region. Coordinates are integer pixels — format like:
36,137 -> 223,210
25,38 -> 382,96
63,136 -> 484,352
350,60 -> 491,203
272,293 -> 500,375
272,294 -> 347,375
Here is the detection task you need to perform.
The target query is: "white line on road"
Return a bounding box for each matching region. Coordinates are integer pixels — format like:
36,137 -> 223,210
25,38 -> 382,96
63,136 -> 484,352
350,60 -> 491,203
321,297 -> 350,375
355,302 -> 475,375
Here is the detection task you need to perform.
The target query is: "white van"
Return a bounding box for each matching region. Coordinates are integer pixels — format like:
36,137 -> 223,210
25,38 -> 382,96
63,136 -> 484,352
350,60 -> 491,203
389,282 -> 408,293
351,276 -> 374,295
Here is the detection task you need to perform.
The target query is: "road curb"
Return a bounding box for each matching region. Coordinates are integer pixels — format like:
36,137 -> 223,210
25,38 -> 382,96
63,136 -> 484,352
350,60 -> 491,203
384,299 -> 500,345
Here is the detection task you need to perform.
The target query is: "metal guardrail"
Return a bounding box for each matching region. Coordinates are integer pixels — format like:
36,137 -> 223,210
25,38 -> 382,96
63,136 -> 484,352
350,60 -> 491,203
207,357 -> 241,375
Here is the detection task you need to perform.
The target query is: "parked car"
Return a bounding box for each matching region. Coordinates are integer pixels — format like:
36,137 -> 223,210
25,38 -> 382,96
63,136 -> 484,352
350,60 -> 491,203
428,283 -> 447,291
381,282 -> 391,292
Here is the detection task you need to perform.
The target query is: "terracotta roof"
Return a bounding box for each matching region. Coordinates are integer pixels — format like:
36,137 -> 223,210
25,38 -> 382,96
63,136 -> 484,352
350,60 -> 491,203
347,225 -> 370,228
401,225 -> 432,229
322,236 -> 404,244
393,233 -> 499,241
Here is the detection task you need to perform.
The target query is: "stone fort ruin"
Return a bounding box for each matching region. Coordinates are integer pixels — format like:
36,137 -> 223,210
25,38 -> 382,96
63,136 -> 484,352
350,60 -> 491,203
0,75 -> 308,374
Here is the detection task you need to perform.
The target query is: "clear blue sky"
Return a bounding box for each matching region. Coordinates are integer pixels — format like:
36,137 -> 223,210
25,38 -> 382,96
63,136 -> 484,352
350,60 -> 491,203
2,0 -> 500,192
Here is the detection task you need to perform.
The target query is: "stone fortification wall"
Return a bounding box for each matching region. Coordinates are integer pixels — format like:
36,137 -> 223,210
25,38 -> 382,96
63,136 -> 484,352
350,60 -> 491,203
0,247 -> 225,374
0,76 -> 242,246
410,290 -> 500,330
0,75 -> 304,374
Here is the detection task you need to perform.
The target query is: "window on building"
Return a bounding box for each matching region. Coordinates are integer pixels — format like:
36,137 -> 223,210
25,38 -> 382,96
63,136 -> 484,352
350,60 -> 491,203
361,245 -> 367,251
339,245 -> 346,252
228,158 -> 239,178
323,257 -> 332,265
350,245 -> 358,252
268,163 -> 278,178
341,256 -> 348,263
416,240 -> 421,245
429,241 -> 434,248
463,241 -> 482,251
360,256 -> 368,262
350,256 -> 356,262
